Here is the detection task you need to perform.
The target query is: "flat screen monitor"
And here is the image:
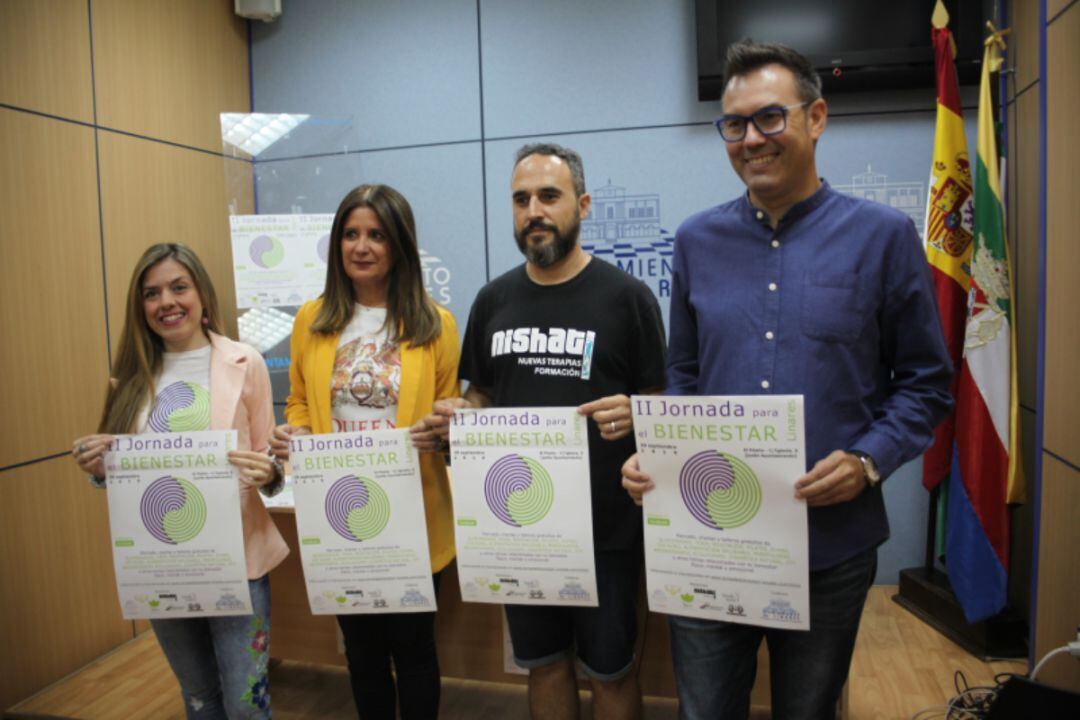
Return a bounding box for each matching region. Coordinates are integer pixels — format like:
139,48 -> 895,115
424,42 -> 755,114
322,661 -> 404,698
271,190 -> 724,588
696,0 -> 990,99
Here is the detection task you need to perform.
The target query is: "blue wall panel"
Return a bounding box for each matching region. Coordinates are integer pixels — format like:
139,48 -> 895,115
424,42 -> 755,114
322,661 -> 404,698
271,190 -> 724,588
252,0 -> 481,150
479,0 -> 713,139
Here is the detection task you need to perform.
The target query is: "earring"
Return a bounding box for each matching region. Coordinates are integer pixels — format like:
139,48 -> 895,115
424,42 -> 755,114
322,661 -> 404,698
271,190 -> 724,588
202,312 -> 209,326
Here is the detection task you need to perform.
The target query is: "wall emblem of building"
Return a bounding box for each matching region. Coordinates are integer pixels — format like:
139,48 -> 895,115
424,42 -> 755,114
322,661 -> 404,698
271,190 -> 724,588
580,180 -> 674,300
834,165 -> 928,235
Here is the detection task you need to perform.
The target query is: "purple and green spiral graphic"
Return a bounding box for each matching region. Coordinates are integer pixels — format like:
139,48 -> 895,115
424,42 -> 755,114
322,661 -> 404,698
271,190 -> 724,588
140,476 -> 207,544
249,235 -> 285,268
148,381 -> 210,432
325,475 -> 391,542
484,454 -> 554,527
679,450 -> 762,530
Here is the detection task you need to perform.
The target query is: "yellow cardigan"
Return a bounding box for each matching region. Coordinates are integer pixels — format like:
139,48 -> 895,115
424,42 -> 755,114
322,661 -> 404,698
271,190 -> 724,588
285,300 -> 460,573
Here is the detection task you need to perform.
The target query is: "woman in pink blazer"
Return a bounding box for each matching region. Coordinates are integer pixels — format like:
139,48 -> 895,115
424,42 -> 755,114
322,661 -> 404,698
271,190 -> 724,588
73,243 -> 288,719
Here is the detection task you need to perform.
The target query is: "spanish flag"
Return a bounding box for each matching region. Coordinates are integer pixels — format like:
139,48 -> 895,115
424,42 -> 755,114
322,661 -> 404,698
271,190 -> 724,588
923,0 -> 974,493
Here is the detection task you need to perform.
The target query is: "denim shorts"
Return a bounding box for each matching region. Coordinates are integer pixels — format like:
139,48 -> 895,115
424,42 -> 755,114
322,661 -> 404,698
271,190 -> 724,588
504,548 -> 641,681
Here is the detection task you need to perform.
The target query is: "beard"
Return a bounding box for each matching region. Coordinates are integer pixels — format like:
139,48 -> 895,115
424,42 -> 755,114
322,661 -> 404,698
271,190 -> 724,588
514,217 -> 580,268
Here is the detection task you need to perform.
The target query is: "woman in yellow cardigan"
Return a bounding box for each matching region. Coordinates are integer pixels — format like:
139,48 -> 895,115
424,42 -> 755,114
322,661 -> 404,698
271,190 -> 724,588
271,185 -> 459,720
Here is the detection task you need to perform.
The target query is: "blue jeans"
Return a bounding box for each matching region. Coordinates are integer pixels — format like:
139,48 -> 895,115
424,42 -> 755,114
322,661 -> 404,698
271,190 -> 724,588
151,575 -> 272,719
669,547 -> 877,720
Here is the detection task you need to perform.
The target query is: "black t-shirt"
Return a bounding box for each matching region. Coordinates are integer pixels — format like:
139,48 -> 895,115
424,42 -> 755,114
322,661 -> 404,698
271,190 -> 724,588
459,258 -> 667,551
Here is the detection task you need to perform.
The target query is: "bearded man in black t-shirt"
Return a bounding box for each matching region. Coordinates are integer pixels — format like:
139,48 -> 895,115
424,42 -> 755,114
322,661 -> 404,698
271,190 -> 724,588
416,143 -> 666,719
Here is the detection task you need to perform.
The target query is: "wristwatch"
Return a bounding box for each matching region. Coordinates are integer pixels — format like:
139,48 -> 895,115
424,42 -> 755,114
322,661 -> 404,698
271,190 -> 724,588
851,451 -> 881,487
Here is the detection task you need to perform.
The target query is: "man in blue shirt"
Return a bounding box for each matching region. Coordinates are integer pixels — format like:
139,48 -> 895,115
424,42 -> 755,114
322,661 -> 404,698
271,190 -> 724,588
622,41 -> 953,719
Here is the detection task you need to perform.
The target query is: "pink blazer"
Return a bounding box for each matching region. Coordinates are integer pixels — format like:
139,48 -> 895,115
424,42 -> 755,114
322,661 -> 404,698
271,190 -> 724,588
207,332 -> 290,579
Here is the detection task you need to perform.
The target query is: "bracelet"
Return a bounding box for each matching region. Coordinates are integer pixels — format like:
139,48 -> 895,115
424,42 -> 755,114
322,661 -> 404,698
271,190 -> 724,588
258,447 -> 285,496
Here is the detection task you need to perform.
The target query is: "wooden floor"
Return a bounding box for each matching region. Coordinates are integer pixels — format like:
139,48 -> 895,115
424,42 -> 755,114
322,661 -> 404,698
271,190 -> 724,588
7,587 -> 1025,720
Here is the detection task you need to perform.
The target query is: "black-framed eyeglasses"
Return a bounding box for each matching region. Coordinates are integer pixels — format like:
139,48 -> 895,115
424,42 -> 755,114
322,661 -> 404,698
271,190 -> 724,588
714,102 -> 810,142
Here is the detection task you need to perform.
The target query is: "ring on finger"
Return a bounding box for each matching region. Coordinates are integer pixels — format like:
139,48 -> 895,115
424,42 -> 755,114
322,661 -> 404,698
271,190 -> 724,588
78,444 -> 87,454
609,421 -> 616,433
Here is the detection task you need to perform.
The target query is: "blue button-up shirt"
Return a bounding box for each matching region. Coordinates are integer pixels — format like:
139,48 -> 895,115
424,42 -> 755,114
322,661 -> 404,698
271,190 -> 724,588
668,181 -> 953,570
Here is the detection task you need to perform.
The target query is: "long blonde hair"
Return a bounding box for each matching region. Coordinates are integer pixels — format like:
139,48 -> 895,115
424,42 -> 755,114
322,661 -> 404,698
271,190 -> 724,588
98,244 -> 224,433
311,184 -> 441,346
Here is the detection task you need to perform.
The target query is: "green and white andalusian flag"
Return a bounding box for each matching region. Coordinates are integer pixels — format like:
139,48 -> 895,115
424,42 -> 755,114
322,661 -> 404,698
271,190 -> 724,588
944,25 -> 1024,623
